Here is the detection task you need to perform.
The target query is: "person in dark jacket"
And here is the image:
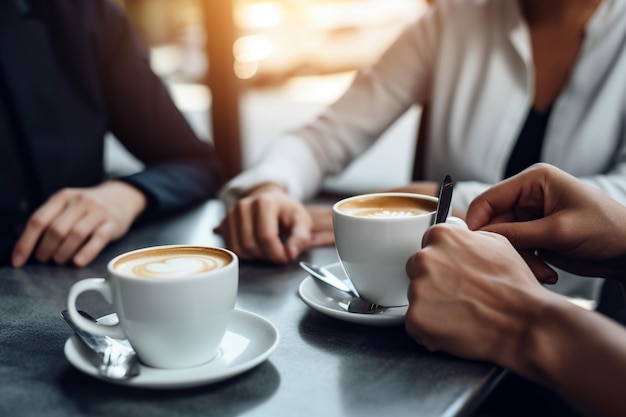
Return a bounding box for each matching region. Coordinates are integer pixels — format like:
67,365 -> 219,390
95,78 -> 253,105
0,0 -> 223,267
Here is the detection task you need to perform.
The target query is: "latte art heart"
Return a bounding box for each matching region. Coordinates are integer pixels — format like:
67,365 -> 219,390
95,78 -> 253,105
142,257 -> 216,276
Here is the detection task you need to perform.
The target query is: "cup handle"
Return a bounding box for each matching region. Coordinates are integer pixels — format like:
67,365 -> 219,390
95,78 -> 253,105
446,216 -> 468,228
66,278 -> 126,339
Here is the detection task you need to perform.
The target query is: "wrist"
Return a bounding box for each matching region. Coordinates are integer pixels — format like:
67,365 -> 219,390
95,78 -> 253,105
506,292 -> 579,384
102,180 -> 148,219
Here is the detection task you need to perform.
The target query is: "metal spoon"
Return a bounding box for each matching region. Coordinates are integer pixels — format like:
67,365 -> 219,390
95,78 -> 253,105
299,261 -> 395,314
61,310 -> 140,380
434,174 -> 454,225
299,261 -> 358,297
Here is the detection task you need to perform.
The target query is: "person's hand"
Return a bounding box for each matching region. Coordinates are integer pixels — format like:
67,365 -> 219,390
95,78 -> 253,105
466,163 -> 626,281
216,184 -> 317,264
12,181 -> 147,268
405,224 -> 559,366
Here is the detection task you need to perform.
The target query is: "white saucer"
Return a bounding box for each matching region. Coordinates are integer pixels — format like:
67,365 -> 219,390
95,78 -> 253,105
64,309 -> 279,389
298,262 -> 407,326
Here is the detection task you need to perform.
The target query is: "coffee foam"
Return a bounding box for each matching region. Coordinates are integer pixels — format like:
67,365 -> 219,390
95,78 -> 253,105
362,209 -> 419,218
114,247 -> 231,278
338,195 -> 436,218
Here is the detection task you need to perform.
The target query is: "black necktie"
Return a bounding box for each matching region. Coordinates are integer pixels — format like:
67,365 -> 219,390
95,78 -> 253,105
504,106 -> 553,179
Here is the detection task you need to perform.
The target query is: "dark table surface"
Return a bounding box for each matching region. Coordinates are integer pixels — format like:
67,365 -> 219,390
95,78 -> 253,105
0,199 -> 502,417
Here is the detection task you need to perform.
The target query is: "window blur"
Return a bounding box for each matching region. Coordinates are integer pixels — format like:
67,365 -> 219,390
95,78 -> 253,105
233,0 -> 428,85
121,0 -> 427,86
115,0 -> 430,192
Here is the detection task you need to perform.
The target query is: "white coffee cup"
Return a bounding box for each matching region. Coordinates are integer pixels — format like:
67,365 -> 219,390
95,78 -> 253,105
66,245 -> 238,369
333,192 -> 466,307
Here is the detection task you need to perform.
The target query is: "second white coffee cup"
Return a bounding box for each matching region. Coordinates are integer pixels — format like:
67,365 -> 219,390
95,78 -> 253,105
66,245 -> 238,369
333,192 -> 466,307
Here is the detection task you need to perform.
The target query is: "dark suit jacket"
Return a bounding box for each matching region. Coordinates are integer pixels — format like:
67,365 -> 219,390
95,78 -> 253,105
0,0 -> 223,264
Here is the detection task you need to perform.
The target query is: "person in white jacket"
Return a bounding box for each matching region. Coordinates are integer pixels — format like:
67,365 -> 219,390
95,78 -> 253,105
218,0 -> 626,266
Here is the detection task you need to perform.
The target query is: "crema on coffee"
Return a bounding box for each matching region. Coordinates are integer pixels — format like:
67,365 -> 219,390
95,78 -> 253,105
113,246 -> 232,278
337,195 -> 436,218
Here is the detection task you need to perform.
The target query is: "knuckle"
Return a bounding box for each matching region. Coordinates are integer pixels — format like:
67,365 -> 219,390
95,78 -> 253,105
232,203 -> 251,223
92,225 -> 113,242
67,227 -> 89,243
255,230 -> 276,246
252,195 -> 277,212
46,223 -> 66,240
408,250 -> 434,276
27,213 -> 47,230
429,223 -> 456,240
235,198 -> 254,212
239,240 -> 256,253
73,191 -> 99,208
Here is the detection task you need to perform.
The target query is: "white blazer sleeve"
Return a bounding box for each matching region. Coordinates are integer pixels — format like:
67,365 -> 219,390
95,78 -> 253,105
220,8 -> 442,206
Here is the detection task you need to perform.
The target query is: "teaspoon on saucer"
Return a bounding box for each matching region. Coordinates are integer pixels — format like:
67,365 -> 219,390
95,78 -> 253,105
61,310 -> 140,380
299,261 -> 395,314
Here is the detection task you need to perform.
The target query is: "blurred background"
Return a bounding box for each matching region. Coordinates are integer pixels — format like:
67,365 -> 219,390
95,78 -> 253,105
109,0 -> 430,194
